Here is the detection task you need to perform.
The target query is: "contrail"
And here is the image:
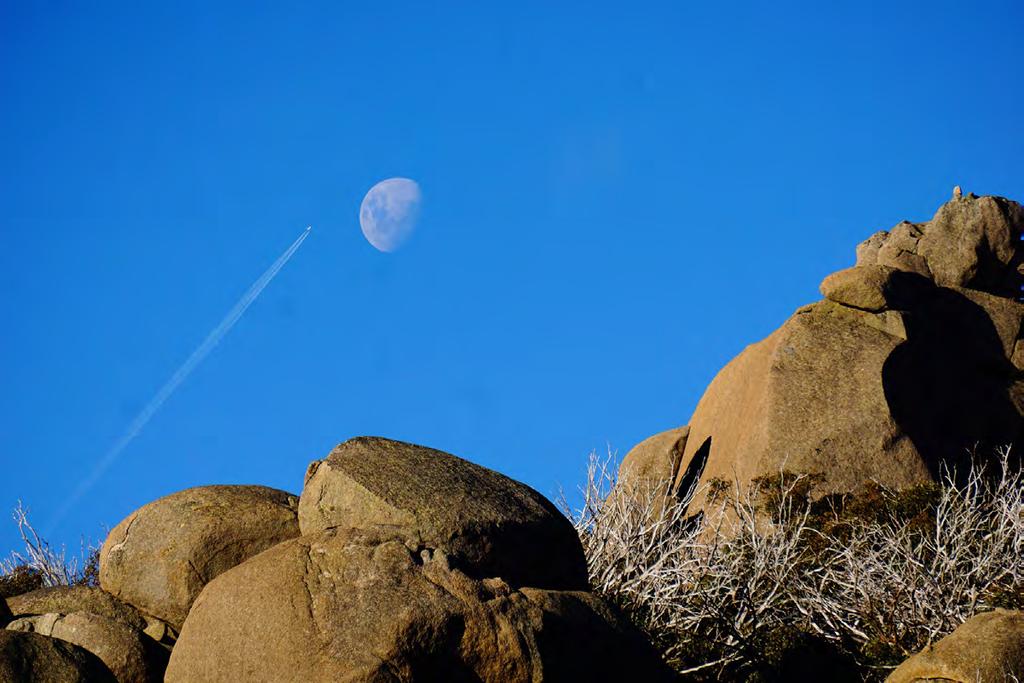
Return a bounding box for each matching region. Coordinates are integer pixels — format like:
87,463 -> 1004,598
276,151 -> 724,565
46,226 -> 312,533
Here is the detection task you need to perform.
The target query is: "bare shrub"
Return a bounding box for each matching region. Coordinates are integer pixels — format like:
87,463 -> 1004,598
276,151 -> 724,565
0,501 -> 100,594
566,447 -> 1024,680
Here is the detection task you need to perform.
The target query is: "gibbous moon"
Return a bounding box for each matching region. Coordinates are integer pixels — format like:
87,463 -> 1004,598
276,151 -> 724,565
359,177 -> 422,252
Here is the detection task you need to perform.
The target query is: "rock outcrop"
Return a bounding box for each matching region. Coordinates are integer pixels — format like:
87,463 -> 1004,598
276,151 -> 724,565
6,587 -> 149,634
626,192 -> 1024,504
299,436 -> 588,590
165,528 -> 669,682
99,485 -> 300,629
886,609 -> 1024,683
858,195 -> 1024,297
0,629 -> 115,682
618,427 -> 689,493
160,437 -> 671,682
8,612 -> 166,683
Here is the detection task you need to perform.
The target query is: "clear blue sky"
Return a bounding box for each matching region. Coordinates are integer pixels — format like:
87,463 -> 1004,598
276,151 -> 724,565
2,1 -> 1022,555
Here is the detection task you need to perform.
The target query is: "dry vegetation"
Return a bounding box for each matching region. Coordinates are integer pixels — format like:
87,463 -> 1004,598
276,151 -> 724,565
0,502 -> 99,598
566,448 -> 1024,681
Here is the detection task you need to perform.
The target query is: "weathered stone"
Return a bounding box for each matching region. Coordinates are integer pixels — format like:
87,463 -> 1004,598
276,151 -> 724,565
629,195 -> 1024,507
8,611 -> 166,683
619,426 -> 689,493
299,437 -> 588,590
918,194 -> 1024,296
855,195 -> 1024,298
100,485 -> 299,629
951,286 -> 1024,360
6,586 -> 147,632
0,629 -> 115,682
139,616 -> 174,648
877,221 -> 931,277
821,265 -> 900,311
674,301 -> 927,503
672,288 -> 1022,504
854,230 -> 887,267
856,222 -> 932,279
822,265 -> 934,314
886,609 -> 1024,683
165,528 -> 673,683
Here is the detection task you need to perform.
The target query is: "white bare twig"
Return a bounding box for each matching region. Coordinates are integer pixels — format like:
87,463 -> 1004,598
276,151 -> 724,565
567,446 -> 1024,678
1,501 -> 97,587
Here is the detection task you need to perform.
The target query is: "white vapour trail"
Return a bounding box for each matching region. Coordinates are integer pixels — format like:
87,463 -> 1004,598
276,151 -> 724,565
46,226 -> 312,533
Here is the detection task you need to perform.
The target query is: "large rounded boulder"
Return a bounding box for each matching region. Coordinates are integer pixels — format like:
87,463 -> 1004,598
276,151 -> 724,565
886,609 -> 1024,683
165,527 -> 672,682
298,436 -> 588,590
99,485 -> 300,629
0,629 -> 115,682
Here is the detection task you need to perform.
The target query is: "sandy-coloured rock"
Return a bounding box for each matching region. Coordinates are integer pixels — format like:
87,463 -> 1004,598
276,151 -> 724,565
6,587 -> 147,632
299,437 -> 588,590
165,528 -> 673,682
0,629 -> 115,682
646,195 -> 1024,505
857,221 -> 932,278
619,426 -> 689,493
821,265 -> 895,311
857,194 -> 1023,297
674,301 -> 930,502
8,611 -> 166,682
918,194 -> 1023,296
886,609 -> 1024,683
99,485 -> 299,629
819,264 -> 930,312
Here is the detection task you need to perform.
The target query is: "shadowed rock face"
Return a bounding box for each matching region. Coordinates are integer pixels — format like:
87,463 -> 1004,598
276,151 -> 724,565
0,598 -> 11,628
8,612 -> 167,683
299,436 -> 589,591
0,629 -> 116,682
624,192 -> 1024,503
882,286 -> 1023,478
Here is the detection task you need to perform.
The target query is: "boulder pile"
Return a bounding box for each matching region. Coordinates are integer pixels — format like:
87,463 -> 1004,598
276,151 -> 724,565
623,191 -> 1024,505
3,437 -> 671,681
6,191 -> 1020,681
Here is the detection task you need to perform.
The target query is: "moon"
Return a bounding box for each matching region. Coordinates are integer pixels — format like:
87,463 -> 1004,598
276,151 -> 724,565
359,178 -> 422,252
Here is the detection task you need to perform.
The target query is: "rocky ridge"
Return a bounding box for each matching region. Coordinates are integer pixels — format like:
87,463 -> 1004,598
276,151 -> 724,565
622,191 -> 1024,507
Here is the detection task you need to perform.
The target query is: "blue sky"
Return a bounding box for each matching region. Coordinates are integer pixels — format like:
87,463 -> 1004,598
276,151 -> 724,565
2,1 -> 1022,554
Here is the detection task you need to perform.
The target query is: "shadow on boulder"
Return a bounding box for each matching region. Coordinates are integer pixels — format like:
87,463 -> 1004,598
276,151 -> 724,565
883,285 -> 1023,479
